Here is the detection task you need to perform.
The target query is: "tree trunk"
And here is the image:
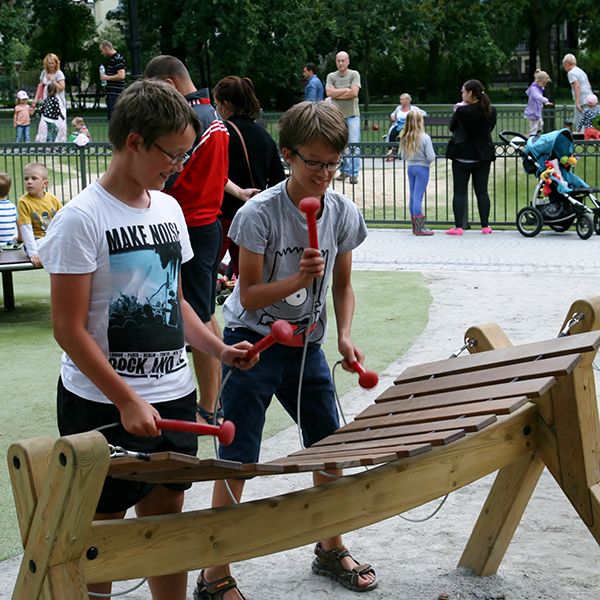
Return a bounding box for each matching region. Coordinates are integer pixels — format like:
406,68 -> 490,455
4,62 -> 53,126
426,37 -> 440,95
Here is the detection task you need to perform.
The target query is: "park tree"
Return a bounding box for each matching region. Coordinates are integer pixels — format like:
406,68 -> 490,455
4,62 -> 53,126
0,1 -> 29,79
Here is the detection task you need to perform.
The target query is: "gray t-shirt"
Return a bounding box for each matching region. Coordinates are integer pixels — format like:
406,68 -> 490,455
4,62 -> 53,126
222,180 -> 367,344
567,66 -> 593,105
326,69 -> 361,118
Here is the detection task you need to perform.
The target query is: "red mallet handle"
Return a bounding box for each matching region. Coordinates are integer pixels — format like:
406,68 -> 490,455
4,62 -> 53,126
245,319 -> 295,360
155,418 -> 236,446
349,361 -> 379,389
299,196 -> 320,250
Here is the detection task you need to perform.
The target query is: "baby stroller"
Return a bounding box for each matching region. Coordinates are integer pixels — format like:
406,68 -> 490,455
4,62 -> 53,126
499,128 -> 600,239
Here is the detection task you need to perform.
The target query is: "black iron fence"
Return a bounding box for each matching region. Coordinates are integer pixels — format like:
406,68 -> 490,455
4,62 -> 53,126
1,138 -> 599,228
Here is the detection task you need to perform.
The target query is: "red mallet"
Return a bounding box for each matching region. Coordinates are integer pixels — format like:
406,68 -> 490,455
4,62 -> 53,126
349,361 -> 379,389
299,196 -> 320,250
245,319 -> 295,360
155,418 -> 236,446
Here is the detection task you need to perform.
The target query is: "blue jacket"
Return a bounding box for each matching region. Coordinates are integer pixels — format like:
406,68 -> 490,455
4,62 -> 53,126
304,74 -> 324,102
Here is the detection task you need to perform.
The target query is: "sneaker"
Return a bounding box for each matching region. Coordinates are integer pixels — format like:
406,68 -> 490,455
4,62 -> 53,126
335,172 -> 348,181
481,227 -> 493,234
349,176 -> 358,184
446,227 -> 464,235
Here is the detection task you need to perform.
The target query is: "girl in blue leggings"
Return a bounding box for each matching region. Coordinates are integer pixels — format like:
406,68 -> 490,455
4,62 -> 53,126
399,110 -> 435,235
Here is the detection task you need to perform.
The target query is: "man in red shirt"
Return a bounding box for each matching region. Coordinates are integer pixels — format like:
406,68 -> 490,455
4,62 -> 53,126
145,55 -> 257,424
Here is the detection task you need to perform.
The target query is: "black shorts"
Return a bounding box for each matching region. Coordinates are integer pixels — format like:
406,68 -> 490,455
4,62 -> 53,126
57,378 -> 198,514
181,220 -> 222,322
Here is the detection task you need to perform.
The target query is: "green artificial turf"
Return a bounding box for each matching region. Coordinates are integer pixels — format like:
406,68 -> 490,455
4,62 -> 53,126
0,268 -> 430,560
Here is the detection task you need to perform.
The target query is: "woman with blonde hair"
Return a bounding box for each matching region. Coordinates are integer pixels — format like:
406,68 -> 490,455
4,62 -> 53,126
385,93 -> 426,161
399,110 -> 435,235
32,53 -> 67,142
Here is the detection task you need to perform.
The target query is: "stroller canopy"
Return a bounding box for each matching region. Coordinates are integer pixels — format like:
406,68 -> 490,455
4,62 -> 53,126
525,128 -> 588,191
525,128 -> 574,169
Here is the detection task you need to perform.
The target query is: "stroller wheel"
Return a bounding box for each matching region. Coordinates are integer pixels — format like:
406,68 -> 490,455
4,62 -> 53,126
576,214 -> 594,240
594,213 -> 600,235
516,206 -> 543,237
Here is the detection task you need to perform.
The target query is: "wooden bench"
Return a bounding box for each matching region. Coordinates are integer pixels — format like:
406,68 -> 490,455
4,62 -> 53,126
424,115 -> 452,140
0,247 -> 37,311
8,297 -> 600,597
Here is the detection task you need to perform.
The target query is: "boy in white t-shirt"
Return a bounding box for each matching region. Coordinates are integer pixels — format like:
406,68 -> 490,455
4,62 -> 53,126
38,79 -> 257,600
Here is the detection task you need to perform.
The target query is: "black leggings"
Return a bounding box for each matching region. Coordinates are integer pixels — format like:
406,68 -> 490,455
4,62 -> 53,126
451,160 -> 492,228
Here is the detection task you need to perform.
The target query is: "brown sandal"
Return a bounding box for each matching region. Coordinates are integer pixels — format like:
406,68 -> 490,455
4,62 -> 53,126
311,542 -> 378,592
193,570 -> 246,599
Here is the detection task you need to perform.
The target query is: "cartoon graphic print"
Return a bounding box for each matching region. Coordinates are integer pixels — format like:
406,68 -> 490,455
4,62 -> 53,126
257,246 -> 329,344
105,221 -> 188,379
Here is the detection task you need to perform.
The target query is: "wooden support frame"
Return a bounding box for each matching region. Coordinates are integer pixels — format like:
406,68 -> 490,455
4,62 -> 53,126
7,297 -> 600,598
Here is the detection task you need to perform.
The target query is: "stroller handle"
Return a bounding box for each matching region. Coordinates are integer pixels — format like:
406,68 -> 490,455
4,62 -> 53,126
499,130 -> 528,145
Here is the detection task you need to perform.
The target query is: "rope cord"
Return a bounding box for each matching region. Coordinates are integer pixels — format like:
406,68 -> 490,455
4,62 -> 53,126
88,578 -> 147,597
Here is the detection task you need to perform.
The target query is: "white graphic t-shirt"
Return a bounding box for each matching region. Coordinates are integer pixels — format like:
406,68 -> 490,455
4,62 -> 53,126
38,180 -> 195,403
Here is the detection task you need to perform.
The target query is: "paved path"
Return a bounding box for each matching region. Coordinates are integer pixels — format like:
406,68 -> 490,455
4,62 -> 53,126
2,227 -> 600,599
354,226 -> 600,274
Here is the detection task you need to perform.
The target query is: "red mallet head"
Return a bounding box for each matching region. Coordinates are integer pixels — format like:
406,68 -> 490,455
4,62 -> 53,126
218,420 -> 236,445
349,361 -> 379,389
299,196 -> 320,250
270,319 -> 295,344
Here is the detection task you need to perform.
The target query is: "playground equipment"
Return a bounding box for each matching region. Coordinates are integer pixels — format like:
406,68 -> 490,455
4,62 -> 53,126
8,297 -> 600,598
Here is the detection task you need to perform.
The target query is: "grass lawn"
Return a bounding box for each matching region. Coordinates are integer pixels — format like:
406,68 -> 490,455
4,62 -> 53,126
0,267 -> 431,560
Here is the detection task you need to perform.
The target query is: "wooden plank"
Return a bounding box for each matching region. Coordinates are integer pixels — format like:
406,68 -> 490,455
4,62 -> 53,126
312,415 -> 497,446
291,430 -> 465,453
383,355 -> 581,399
341,396 -> 529,432
361,377 -> 555,416
110,455 -> 285,484
395,330 -> 600,383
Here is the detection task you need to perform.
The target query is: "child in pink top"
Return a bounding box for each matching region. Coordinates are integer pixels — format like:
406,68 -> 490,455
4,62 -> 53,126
13,90 -> 34,143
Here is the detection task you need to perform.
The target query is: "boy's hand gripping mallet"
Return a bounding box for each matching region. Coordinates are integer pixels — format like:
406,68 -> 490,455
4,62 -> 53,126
245,319 -> 295,360
155,418 -> 236,446
299,196 -> 320,249
348,361 -> 379,389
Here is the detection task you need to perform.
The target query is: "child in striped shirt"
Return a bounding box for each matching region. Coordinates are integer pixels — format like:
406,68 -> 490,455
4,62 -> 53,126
0,173 -> 18,245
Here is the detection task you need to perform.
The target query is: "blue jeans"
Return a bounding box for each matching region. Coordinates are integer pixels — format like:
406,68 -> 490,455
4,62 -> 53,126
15,125 -> 30,143
341,115 -> 361,177
407,165 -> 430,216
219,327 -> 340,463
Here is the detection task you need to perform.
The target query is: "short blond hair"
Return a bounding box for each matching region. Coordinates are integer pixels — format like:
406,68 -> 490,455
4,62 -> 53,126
562,53 -> 577,66
534,70 -> 551,85
24,162 -> 48,180
72,117 -> 85,127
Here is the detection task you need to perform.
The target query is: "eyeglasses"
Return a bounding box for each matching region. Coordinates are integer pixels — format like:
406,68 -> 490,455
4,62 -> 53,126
154,142 -> 190,166
293,149 -> 342,172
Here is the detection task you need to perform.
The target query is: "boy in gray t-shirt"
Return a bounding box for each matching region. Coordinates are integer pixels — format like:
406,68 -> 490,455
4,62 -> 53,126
197,101 -> 377,599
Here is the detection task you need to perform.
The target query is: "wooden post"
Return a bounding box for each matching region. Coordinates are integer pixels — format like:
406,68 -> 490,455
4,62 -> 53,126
9,432 -> 109,600
459,321 -> 546,575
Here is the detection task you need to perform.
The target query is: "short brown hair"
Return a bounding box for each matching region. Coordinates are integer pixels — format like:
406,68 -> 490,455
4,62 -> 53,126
0,172 -> 11,197
213,76 -> 260,119
108,79 -> 200,150
144,55 -> 190,82
278,101 -> 348,154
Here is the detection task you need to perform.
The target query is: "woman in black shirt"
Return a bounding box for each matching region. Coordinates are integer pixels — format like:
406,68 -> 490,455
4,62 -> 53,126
214,76 -> 286,277
445,79 -> 497,235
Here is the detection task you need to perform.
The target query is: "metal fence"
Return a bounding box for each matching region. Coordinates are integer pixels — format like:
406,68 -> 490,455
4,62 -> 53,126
2,138 -> 599,228
0,105 -> 581,144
